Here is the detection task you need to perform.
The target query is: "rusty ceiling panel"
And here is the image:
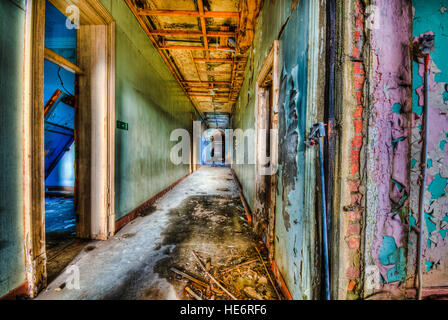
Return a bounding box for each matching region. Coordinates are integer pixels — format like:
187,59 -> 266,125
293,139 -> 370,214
125,0 -> 261,117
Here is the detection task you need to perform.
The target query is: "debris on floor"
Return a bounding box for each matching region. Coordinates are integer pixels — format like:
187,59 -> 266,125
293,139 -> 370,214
37,168 -> 283,300
169,247 -> 282,300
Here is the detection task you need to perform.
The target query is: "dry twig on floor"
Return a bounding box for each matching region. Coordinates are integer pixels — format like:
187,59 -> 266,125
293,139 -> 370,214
254,246 -> 281,299
192,251 -> 238,300
185,286 -> 203,300
220,259 -> 259,274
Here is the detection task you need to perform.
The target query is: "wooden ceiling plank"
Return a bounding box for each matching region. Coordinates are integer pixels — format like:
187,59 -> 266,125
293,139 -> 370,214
190,50 -> 202,83
194,58 -> 233,63
182,81 -> 231,84
138,9 -> 239,18
188,94 -> 229,97
125,0 -> 206,120
148,30 -> 236,37
184,85 -> 230,89
161,45 -> 234,51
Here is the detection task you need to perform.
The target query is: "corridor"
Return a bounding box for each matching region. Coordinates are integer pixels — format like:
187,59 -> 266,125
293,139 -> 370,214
37,168 -> 279,300
1,0 -> 448,302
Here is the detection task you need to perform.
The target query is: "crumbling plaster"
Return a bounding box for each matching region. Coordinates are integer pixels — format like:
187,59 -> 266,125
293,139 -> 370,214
408,0 -> 448,287
364,0 -> 412,297
232,0 -> 326,300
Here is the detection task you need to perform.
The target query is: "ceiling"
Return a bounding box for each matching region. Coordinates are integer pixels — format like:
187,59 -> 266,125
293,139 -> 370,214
125,0 -> 262,126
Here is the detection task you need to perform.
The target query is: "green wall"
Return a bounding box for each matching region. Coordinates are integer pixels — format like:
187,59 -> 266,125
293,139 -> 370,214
232,0 -> 314,299
1,0 -> 199,297
232,0 -> 291,210
100,1 -> 198,220
0,0 -> 27,297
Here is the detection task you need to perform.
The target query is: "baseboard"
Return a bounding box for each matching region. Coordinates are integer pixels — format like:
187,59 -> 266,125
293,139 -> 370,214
230,169 -> 253,224
0,282 -> 29,300
271,260 -> 293,300
115,173 -> 190,232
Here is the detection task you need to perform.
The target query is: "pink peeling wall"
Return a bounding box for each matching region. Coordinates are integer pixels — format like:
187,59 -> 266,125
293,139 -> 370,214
364,0 -> 412,297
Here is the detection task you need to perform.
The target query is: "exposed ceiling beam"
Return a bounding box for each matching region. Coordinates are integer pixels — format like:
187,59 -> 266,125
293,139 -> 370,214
197,0 -> 209,60
124,0 -> 205,120
188,94 -> 229,97
148,30 -> 236,37
194,58 -> 234,63
202,71 -> 232,76
138,10 -> 239,18
188,91 -> 230,94
182,80 -> 231,84
161,45 -> 234,51
184,85 -> 230,89
190,51 -> 202,83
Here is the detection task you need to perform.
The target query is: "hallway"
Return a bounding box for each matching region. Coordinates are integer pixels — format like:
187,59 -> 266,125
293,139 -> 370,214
37,167 -> 279,300
2,0 -> 448,301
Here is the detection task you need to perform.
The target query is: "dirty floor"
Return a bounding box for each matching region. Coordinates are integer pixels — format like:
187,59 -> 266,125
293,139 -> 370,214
36,167 -> 281,300
45,196 -> 84,283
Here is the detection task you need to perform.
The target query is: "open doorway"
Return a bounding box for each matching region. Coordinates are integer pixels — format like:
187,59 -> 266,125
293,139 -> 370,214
43,1 -> 81,282
24,0 -> 116,295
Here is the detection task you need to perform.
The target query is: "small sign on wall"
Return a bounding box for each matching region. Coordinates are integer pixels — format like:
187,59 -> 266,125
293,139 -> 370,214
117,120 -> 128,131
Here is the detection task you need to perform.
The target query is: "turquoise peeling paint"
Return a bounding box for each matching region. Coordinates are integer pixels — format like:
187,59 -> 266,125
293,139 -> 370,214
411,1 -> 448,286
392,179 -> 404,192
232,0 -> 314,299
440,229 -> 448,240
411,158 -> 417,168
392,103 -> 403,114
425,260 -> 434,272
425,212 -> 437,236
428,174 -> 447,199
443,91 -> 448,102
409,215 -> 417,229
378,236 -> 407,282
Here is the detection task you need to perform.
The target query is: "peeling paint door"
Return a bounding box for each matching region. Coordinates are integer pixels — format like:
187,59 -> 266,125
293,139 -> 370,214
409,0 -> 448,287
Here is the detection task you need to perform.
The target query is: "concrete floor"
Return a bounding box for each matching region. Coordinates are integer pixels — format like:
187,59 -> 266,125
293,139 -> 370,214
36,167 -> 277,300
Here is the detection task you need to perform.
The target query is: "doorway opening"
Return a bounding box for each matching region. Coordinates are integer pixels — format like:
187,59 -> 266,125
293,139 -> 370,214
43,1 -> 82,282
24,0 -> 116,295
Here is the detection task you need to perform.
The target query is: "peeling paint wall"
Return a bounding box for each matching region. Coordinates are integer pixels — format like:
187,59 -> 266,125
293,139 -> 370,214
99,1 -> 199,220
232,0 -> 320,299
232,1 -> 291,211
365,0 -> 411,295
408,0 -> 448,287
364,0 -> 412,297
0,0 -> 27,298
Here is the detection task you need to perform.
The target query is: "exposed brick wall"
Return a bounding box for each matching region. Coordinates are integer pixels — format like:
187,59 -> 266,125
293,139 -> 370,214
343,0 -> 366,299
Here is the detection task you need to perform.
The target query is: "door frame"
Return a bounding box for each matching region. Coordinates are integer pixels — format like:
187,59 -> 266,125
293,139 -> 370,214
254,40 -> 279,260
23,0 -> 115,296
